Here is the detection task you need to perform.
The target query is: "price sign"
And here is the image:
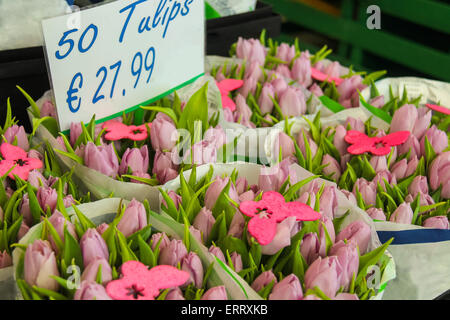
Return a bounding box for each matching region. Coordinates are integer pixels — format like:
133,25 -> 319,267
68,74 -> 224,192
42,0 -> 205,132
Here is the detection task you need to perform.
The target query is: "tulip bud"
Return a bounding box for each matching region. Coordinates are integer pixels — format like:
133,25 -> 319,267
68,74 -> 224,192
74,281 -> 112,300
235,177 -> 248,196
273,132 -> 295,160
300,233 -> 320,265
368,95 -> 385,108
408,176 -> 429,199
18,222 -> 30,240
429,152 -> 450,199
84,142 -> 119,178
279,87 -> 307,117
223,108 -> 234,122
259,158 -> 297,192
20,194 -> 33,227
70,123 -> 83,147
333,125 -> 348,156
152,151 -> 178,184
41,100 -> 57,118
81,258 -> 112,285
24,240 -> 59,291
238,76 -> 257,99
204,126 -> 227,149
251,270 -> 277,292
4,125 -> 29,151
239,190 -> 255,202
244,61 -> 264,82
340,190 -> 357,206
201,286 -> 228,300
329,241 -> 359,290
258,83 -> 275,114
276,43 -> 296,62
420,125 -> 448,155
304,256 -> 341,298
366,207 -> 386,221
336,221 -> 371,254
422,216 -> 449,230
208,245 -> 226,263
338,76 -> 366,108
27,170 -> 48,189
334,293 -> 359,300
370,156 -> 388,173
321,154 -> 341,181
389,202 -> 413,224
397,135 -> 421,159
37,186 -> 57,214
205,177 -> 239,210
271,78 -> 288,97
319,186 -> 339,219
274,64 -> 292,79
96,223 -> 109,235
414,107 -> 432,140
63,194 -> 76,209
181,252 -> 204,288
291,55 -> 312,87
150,232 -> 170,251
323,61 -> 342,78
162,190 -> 182,210
269,274 -> 303,300
296,129 -> 318,159
235,93 -> 254,125
261,216 -> 297,255
165,287 -> 185,300
344,117 -> 365,133
193,208 -> 215,242
309,83 -> 324,97
230,252 -> 243,273
185,140 -> 217,165
150,115 -> 178,151
48,211 -> 78,252
391,156 -> 419,180
117,199 -> 147,237
159,239 -> 188,266
0,250 -> 12,269
228,211 -> 246,239
119,146 -> 149,175
80,228 -> 109,268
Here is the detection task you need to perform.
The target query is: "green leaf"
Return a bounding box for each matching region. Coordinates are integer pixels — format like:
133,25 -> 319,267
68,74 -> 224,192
178,82 -> 209,136
44,218 -> 64,253
283,175 -> 320,202
64,226 -> 84,270
221,236 -> 249,267
54,148 -> 84,165
32,286 -> 68,300
207,212 -> 228,245
356,238 -> 393,286
116,228 -> 138,263
138,234 -> 156,268
31,116 -> 59,138
140,106 -> 178,125
71,204 -> 96,232
333,210 -> 351,232
16,86 -> 40,118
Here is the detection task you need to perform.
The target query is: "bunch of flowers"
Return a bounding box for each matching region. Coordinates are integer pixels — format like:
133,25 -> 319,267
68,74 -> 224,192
158,161 -> 393,300
13,198 -> 233,300
270,103 -> 450,228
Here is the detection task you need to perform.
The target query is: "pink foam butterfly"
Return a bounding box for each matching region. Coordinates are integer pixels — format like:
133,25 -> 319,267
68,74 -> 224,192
345,130 -> 410,156
216,79 -> 244,112
0,143 -> 42,180
102,120 -> 150,141
311,67 -> 344,86
106,261 -> 190,300
239,191 -> 321,245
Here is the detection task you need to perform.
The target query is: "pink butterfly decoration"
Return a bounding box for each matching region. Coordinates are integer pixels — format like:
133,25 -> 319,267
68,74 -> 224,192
216,79 -> 244,112
0,143 -> 42,180
239,191 -> 321,245
106,261 -> 190,300
102,120 -> 150,141
345,130 -> 410,156
426,104 -> 450,115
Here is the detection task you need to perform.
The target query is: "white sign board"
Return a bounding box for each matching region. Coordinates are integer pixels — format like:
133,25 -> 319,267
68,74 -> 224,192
42,0 -> 205,132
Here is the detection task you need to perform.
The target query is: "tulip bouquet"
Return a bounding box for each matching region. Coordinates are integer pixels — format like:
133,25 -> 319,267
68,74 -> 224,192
12,197 -> 261,300
158,161 -> 394,300
22,81 -> 231,207
229,31 -> 387,112
266,103 -> 450,229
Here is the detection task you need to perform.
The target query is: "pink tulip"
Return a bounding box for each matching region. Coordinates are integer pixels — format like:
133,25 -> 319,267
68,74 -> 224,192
259,158 -> 297,192
340,190 -> 357,206
74,281 -> 112,300
304,256 -> 341,298
152,151 -> 178,184
24,240 -> 59,291
37,186 -> 57,214
223,108 -> 235,122
84,142 -> 119,178
274,65 -> 292,79
193,207 -> 215,242
334,293 -> 359,300
276,43 -> 296,62
366,207 -> 386,221
4,125 -> 29,151
150,232 -> 170,251
279,87 -> 307,117
80,228 -> 109,268
323,61 -> 341,78
291,54 -> 312,87
422,216 -> 449,230
245,61 -> 264,82
48,210 -> 78,252
338,76 -> 366,108
408,176 -> 429,199
258,83 -> 275,114
20,194 -> 33,227
40,100 -> 56,118
391,105 -> 431,140
420,125 -> 448,155
251,270 -> 277,292
296,129 -> 318,159
391,156 -> 419,180
234,94 -> 253,125
228,211 -> 246,239
81,258 -> 112,285
397,135 -> 421,159
201,286 -> 228,300
150,115 -> 178,151
96,223 -> 109,235
369,95 -> 385,108
18,222 -> 30,240
159,239 -> 188,267
333,125 -> 349,156
235,177 -> 248,195
165,287 -> 185,300
300,233 -> 320,265
271,78 -> 288,97
204,177 -> 239,210
414,107 -> 432,140
429,152 -> 450,198
309,83 -> 324,97
204,126 -> 227,149
208,245 -> 226,263
238,76 -> 257,99
322,154 -> 341,181
69,122 -> 83,146
117,198 -> 147,237
261,216 -> 297,255
185,140 -> 217,165
320,214 -> 336,244
390,202 -> 414,224
230,252 -> 243,273
344,117 -> 365,133
236,37 -> 266,66
273,132 -> 295,160
269,274 -> 303,300
370,156 -> 388,173
27,170 -> 48,189
318,186 -> 339,219
181,252 -> 204,288
239,190 -> 255,202
162,190 -> 182,210
372,170 -> 397,191
119,146 -> 149,175
329,241 -> 359,290
336,221 -> 371,254
0,251 -> 12,269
